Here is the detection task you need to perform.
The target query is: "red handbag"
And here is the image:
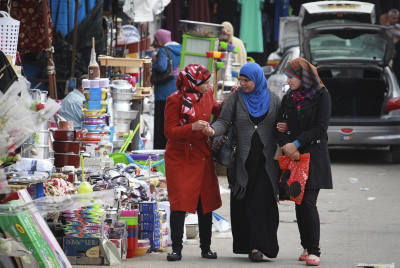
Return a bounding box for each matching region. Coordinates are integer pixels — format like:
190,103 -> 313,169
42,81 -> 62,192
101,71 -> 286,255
278,153 -> 310,204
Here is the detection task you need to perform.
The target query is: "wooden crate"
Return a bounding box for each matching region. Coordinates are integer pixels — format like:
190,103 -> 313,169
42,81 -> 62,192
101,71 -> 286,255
98,56 -> 145,68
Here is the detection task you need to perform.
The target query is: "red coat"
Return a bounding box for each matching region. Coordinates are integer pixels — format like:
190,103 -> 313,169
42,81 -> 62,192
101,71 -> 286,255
164,89 -> 222,214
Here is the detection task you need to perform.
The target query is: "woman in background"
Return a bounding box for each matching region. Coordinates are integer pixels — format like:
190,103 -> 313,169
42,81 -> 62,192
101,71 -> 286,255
152,29 -> 182,149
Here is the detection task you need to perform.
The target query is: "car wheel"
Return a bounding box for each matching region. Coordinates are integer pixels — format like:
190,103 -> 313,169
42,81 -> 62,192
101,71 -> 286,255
391,145 -> 400,163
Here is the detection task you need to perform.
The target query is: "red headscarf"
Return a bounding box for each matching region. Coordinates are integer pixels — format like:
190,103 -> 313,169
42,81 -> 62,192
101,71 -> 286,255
175,64 -> 211,125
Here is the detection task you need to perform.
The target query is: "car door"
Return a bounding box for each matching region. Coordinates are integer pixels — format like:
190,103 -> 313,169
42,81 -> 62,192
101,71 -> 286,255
267,48 -> 297,99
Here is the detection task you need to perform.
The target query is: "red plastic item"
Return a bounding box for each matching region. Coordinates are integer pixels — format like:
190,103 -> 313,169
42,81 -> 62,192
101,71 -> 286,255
126,249 -> 134,258
278,153 -> 310,205
1,191 -> 20,204
205,51 -> 226,59
385,97 -> 400,111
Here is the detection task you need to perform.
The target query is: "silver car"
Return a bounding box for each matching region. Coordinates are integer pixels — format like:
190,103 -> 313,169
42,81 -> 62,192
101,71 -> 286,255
268,24 -> 400,163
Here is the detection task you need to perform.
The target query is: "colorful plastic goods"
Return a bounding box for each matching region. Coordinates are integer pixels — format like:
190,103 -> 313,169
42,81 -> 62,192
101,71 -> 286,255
220,41 -> 239,53
205,51 -> 226,59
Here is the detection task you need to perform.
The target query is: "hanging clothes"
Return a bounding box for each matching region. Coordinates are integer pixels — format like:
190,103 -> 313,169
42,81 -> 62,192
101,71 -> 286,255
165,0 -> 182,43
238,0 -> 264,53
188,0 -> 211,22
0,0 -> 53,54
210,0 -> 236,24
274,0 -> 290,41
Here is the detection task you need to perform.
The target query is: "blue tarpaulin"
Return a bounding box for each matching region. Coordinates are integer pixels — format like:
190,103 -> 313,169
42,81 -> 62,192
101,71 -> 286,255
51,0 -> 99,36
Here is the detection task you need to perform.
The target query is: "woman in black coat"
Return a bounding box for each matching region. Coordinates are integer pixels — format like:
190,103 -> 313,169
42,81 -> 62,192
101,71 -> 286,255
276,58 -> 332,266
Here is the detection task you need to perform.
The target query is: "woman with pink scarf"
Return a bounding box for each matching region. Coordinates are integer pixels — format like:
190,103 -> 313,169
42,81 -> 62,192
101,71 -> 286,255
152,29 -> 182,149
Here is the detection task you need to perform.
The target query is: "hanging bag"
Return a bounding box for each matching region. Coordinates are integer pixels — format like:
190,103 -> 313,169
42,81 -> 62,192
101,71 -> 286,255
210,92 -> 239,168
151,46 -> 175,86
278,153 -> 310,204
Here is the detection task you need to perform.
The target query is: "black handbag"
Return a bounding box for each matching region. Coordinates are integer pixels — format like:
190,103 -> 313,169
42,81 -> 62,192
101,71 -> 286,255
151,46 -> 175,86
210,92 -> 239,169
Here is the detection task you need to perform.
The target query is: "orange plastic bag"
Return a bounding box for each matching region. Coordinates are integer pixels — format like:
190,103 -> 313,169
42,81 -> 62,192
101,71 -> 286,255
278,153 -> 310,204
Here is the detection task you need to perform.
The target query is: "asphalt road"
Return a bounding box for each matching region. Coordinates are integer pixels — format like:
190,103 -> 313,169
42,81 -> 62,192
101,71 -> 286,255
78,147 -> 400,267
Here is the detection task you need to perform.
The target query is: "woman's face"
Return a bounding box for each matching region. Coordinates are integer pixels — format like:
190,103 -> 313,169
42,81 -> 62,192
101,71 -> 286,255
239,76 -> 256,93
154,37 -> 163,48
198,78 -> 211,94
286,75 -> 302,91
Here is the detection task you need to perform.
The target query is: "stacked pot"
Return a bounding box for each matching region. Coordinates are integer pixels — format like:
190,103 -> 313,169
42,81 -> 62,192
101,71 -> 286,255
81,78 -> 111,151
22,120 -> 54,163
53,129 -> 83,168
109,80 -> 139,152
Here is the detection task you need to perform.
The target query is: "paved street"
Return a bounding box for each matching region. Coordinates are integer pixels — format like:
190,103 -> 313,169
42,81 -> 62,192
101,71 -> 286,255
95,146 -> 400,267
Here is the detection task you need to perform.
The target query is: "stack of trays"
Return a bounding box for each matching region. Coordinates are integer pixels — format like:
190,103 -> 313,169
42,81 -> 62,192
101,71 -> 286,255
120,209 -> 138,258
109,79 -> 138,152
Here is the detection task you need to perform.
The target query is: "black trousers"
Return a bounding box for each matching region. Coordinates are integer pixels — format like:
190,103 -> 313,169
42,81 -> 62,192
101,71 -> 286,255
170,197 -> 212,254
154,100 -> 168,149
295,189 -> 320,257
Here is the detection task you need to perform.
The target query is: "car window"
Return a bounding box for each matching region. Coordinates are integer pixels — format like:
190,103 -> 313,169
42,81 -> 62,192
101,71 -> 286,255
276,51 -> 293,74
309,34 -> 387,62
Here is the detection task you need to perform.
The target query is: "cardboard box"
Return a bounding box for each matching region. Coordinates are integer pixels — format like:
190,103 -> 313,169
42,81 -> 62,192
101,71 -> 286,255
63,237 -> 100,257
140,211 -> 160,222
140,230 -> 161,241
151,239 -> 160,251
139,202 -> 158,213
161,222 -> 169,235
140,220 -> 161,232
0,200 -> 60,267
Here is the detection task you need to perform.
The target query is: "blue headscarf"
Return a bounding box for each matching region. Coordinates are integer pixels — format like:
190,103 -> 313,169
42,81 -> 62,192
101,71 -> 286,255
239,63 -> 270,117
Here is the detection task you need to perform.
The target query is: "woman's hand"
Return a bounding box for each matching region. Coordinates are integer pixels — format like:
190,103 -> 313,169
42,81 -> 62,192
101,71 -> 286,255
289,150 -> 300,161
230,85 -> 240,92
282,142 -> 297,156
277,122 -> 288,133
202,125 -> 215,136
192,120 -> 209,131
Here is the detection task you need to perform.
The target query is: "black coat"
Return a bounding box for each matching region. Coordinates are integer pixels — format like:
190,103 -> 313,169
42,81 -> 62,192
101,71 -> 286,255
276,88 -> 333,190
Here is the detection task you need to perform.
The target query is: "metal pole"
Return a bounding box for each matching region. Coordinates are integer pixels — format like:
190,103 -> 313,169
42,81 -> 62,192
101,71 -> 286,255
42,0 -> 57,99
71,0 -> 79,78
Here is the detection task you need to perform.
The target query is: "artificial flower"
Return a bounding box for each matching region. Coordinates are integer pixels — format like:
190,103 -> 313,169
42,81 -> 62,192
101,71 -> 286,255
35,103 -> 45,111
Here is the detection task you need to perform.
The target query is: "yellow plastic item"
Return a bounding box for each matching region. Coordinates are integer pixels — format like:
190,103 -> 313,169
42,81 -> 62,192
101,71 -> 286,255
78,181 -> 93,193
134,247 -> 149,257
150,177 -> 159,186
82,109 -> 107,117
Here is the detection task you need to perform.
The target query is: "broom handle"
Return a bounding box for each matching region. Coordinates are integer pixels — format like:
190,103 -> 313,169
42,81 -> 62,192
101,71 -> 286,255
213,59 -> 218,100
119,123 -> 140,153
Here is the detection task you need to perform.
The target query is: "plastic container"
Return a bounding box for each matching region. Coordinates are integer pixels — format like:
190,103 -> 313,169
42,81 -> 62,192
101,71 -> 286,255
0,11 -> 20,64
119,216 -> 138,225
121,210 -> 138,217
134,246 -> 149,257
129,154 -> 159,161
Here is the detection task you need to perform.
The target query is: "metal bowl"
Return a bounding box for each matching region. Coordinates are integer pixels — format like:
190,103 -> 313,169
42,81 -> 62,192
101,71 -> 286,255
113,110 -> 138,120
111,91 -> 136,101
179,20 -> 224,38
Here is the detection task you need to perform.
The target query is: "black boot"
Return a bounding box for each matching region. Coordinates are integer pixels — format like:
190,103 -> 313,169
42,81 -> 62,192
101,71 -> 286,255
249,251 -> 263,262
201,250 -> 217,259
167,251 -> 182,261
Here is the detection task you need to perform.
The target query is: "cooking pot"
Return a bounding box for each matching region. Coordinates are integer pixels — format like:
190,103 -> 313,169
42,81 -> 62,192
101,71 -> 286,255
113,101 -> 132,112
110,91 -> 136,101
53,141 -> 81,154
34,131 -> 50,146
114,122 -> 131,133
52,130 -> 83,141
109,79 -> 134,93
113,110 -> 138,120
34,145 -> 50,159
59,121 -> 74,130
83,115 -> 109,125
54,153 -> 80,168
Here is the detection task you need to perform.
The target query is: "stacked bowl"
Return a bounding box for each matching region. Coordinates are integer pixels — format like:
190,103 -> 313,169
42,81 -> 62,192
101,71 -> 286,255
109,79 -> 138,152
81,78 -> 110,150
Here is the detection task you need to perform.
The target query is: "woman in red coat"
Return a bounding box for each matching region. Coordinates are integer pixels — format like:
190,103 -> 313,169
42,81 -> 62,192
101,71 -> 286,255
164,64 -> 222,261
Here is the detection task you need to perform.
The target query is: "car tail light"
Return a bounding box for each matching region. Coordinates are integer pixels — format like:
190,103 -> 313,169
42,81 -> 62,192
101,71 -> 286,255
341,128 -> 353,134
386,97 -> 400,111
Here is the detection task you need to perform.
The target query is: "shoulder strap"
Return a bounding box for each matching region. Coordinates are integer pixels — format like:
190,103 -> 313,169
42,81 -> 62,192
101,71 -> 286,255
233,91 -> 239,124
163,46 -> 172,60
